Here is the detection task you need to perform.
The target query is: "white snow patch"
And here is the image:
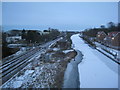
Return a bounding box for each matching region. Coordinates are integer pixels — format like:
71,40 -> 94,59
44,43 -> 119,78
96,47 -> 115,58
14,47 -> 27,56
12,70 -> 34,88
48,37 -> 63,48
35,55 -> 41,60
17,76 -> 24,81
53,48 -> 60,51
15,51 -> 23,56
24,70 -> 34,76
13,81 -> 23,88
95,42 -> 119,56
63,50 -> 74,54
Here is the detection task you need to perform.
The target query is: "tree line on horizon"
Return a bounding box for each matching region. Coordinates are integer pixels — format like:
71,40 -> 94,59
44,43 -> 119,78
2,28 -> 60,58
21,29 -> 60,44
82,22 -> 120,37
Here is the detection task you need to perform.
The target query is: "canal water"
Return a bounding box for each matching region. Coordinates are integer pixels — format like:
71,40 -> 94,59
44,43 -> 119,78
63,50 -> 83,88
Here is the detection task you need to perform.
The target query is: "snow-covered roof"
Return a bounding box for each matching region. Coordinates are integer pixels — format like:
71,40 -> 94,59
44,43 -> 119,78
107,31 -> 119,38
97,31 -> 106,35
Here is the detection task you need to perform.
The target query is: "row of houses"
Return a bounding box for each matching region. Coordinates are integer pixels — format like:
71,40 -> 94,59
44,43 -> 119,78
96,31 -> 120,49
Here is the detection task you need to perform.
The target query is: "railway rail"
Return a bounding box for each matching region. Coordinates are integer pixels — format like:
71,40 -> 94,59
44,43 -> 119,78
0,37 -> 62,85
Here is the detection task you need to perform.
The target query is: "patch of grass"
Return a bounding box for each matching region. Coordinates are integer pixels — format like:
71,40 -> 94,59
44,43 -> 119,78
52,60 -> 68,88
66,50 -> 77,59
46,49 -> 55,53
52,50 -> 77,88
52,51 -> 66,58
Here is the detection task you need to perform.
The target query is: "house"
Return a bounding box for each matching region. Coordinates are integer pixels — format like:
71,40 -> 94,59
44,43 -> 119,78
101,31 -> 120,49
6,36 -> 22,43
38,30 -> 50,35
111,32 -> 120,48
104,32 -> 119,46
96,31 -> 107,43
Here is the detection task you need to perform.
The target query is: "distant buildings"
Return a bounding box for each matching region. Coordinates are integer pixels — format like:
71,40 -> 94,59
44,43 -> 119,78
38,30 -> 50,35
96,31 -> 120,49
6,36 -> 22,43
96,31 -> 107,43
111,32 -> 120,47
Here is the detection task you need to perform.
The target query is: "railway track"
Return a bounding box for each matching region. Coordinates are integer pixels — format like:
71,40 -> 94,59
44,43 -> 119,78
0,37 -> 62,85
0,47 -> 41,84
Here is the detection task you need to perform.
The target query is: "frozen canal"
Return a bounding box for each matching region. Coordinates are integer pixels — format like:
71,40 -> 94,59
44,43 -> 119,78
71,34 -> 119,88
63,50 -> 83,88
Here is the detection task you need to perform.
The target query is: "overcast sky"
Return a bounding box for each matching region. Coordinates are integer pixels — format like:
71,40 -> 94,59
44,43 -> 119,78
2,2 -> 118,31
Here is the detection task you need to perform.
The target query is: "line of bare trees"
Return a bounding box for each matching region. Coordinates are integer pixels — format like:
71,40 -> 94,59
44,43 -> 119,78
82,22 -> 120,37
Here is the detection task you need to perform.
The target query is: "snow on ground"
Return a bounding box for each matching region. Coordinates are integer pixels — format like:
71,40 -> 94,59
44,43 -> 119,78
14,51 -> 24,56
71,34 -> 119,88
12,70 -> 34,88
62,50 -> 74,54
48,37 -> 63,48
14,47 -> 27,56
95,42 -> 118,55
96,47 -> 115,59
53,48 -> 60,51
2,58 -> 59,88
95,42 -> 120,61
95,42 -> 120,56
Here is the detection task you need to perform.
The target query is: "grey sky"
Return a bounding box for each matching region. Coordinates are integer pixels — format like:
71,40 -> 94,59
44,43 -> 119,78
2,2 -> 118,31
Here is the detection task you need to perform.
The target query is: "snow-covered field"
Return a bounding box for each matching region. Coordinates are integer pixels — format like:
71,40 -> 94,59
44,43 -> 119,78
71,34 -> 119,88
